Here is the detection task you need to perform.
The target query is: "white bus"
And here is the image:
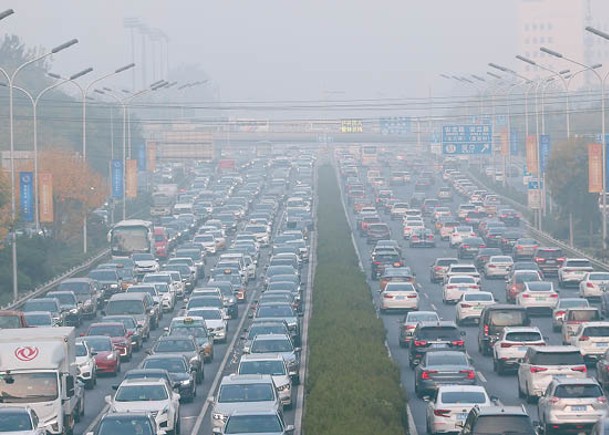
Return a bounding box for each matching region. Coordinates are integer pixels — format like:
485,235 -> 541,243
108,219 -> 154,258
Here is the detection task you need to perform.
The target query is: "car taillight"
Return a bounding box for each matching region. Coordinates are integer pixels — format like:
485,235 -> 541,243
548,397 -> 560,404
414,340 -> 428,347
500,342 -> 514,348
557,257 -> 566,263
447,285 -> 457,289
598,396 -> 608,403
405,325 -> 416,330
484,325 -> 489,335
530,366 -> 548,373
555,310 -> 566,317
522,294 -> 531,298
462,244 -> 470,249
383,294 -> 393,299
451,340 -> 464,346
434,266 -> 443,271
421,370 -> 437,380
407,294 -> 418,299
433,409 -> 451,417
469,285 -> 479,289
571,366 -> 587,373
460,303 -> 472,308
488,264 -> 496,268
550,294 -> 558,298
579,336 -> 590,341
374,261 -> 381,265
587,282 -> 595,288
460,369 -> 476,379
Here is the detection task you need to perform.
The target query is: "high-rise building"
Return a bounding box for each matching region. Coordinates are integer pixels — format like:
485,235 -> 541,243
517,0 -> 609,88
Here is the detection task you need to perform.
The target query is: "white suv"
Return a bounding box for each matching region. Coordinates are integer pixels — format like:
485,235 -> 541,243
492,326 -> 545,375
568,321 -> 609,363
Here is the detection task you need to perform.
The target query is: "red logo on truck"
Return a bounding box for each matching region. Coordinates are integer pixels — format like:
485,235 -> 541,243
14,346 -> 39,362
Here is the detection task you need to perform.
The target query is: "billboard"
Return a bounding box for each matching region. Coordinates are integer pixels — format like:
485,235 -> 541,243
442,125 -> 492,155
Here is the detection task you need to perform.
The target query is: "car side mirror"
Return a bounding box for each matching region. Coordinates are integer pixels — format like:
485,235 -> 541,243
294,347 -> 302,352
456,421 -> 465,428
104,394 -> 112,405
164,327 -> 169,332
111,384 -> 119,390
490,395 -> 499,403
422,395 -> 431,402
285,425 -> 295,434
207,396 -> 215,403
91,351 -> 98,356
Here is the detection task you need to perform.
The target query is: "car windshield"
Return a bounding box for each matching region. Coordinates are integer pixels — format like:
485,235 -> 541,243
218,383 -> 275,403
473,416 -> 535,435
23,300 -> 57,313
143,358 -> 187,373
115,384 -> 168,402
88,270 -> 117,281
132,253 -> 154,261
450,277 -> 476,284
239,360 -> 286,376
224,414 -> 283,434
426,352 -> 467,366
191,309 -> 221,320
252,339 -> 293,353
0,411 -> 33,431
143,275 -> 171,284
0,316 -> 23,328
407,313 -> 439,323
23,313 -> 51,326
248,325 -> 288,339
554,384 -> 603,398
88,325 -> 124,337
526,282 -> 553,292
106,300 -> 144,315
559,299 -> 589,309
441,391 -> 487,404
84,338 -> 112,352
489,311 -> 526,326
58,281 -> 90,293
417,327 -> 459,341
567,260 -> 591,268
97,417 -> 154,435
154,339 -> 195,352
464,293 -> 493,302
569,310 -> 600,321
590,273 -> 609,281
582,326 -> 609,337
532,351 -> 584,365
257,305 -> 294,317
505,331 -> 542,342
75,344 -> 87,357
104,317 -> 137,329
514,273 -> 540,283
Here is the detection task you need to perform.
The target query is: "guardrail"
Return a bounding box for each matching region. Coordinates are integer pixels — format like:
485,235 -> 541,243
466,169 -> 609,272
2,248 -> 110,311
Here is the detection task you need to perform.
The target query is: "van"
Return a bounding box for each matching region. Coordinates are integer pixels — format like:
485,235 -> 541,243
478,305 -> 530,355
103,293 -> 154,335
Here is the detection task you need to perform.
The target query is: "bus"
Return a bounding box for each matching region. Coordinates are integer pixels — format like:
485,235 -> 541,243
361,145 -> 378,166
108,219 -> 154,258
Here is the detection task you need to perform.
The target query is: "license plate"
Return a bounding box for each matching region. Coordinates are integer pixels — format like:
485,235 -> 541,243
431,343 -> 448,349
457,413 -> 468,421
571,405 -> 587,412
535,297 -> 546,301
518,347 -> 528,352
547,260 -> 556,264
395,296 -> 405,300
474,306 -> 483,311
554,374 -> 567,379
596,342 -> 608,348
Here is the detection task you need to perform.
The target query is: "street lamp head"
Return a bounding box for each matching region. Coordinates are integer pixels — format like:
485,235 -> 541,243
94,89 -> 105,95
149,79 -> 165,88
559,69 -> 570,75
102,87 -> 112,92
488,62 -> 509,72
439,74 -> 451,79
487,72 -> 502,80
460,77 -> 474,83
47,72 -> 63,80
0,9 -> 15,21
471,74 -> 486,82
51,39 -> 79,54
540,47 -> 563,58
69,67 -> 93,80
586,26 -> 609,41
115,63 -> 135,74
592,63 -> 603,69
516,55 -> 536,66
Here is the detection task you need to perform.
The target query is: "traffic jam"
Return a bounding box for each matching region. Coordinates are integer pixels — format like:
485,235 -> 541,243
0,155 -> 315,435
337,149 -> 609,435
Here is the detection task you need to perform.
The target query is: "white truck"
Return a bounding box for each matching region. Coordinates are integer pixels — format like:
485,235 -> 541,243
150,183 -> 178,217
0,327 -> 85,435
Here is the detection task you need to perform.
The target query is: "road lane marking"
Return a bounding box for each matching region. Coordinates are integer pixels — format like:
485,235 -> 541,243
478,372 -> 488,383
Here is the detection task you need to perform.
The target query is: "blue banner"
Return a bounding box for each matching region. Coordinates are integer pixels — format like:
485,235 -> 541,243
540,134 -> 551,173
510,128 -> 519,156
111,159 -> 124,199
137,142 -> 146,171
379,117 -> 411,135
19,171 -> 33,222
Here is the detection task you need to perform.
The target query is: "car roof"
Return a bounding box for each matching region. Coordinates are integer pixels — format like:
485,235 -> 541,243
474,405 -> 529,416
220,374 -> 275,385
417,321 -> 458,328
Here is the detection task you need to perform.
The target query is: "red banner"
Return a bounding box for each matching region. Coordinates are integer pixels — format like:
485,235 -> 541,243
589,143 -> 603,193
500,129 -> 509,157
526,135 -> 538,175
39,173 -> 54,223
126,159 -> 138,199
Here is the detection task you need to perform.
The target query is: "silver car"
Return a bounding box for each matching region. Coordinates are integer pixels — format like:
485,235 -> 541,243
212,410 -> 294,435
538,378 -> 608,434
238,354 -> 293,408
425,385 -> 493,434
248,333 -> 301,384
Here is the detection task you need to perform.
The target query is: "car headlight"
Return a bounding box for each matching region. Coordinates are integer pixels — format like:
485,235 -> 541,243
70,308 -> 79,314
111,284 -> 118,289
83,300 -> 93,307
181,379 -> 191,386
189,356 -> 200,365
213,413 -> 228,422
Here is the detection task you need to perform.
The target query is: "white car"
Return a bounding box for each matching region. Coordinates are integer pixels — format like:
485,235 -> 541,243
443,275 -> 480,304
106,378 -> 181,434
558,258 -> 594,288
483,256 -> 514,279
449,226 -> 476,248
186,307 -> 228,343
379,282 -> 419,312
154,282 -> 176,312
455,291 -> 495,325
391,202 -> 410,220
516,281 -> 559,312
132,253 -> 160,275
237,354 -> 293,409
492,326 -> 545,375
425,385 -> 494,434
75,338 -> 97,390
194,233 -> 217,254
552,298 -> 590,332
568,321 -> 609,362
579,271 -> 609,299
402,220 -> 425,239
0,407 -> 46,435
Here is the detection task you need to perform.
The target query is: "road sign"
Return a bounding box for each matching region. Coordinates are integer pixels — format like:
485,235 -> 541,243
527,179 -> 543,190
341,119 -> 363,133
379,117 -> 411,135
442,124 -> 492,155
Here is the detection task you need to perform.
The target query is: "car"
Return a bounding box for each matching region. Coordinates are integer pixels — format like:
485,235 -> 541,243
512,238 -> 539,260
449,226 -> 476,248
483,255 -> 514,279
0,406 -> 46,435
492,326 -> 545,375
237,354 -> 293,409
167,316 -> 215,363
473,247 -> 503,271
22,310 -> 54,328
561,308 -> 602,345
558,258 -> 594,288
210,374 -> 281,430
455,292 -> 495,326
439,220 -> 460,240
212,410 -> 294,435
533,247 -> 565,277
57,277 -> 100,318
410,228 -> 436,248
408,321 -> 465,367
579,271 -> 609,299
379,282 -> 419,312
500,230 -> 523,253
478,305 -> 531,356
505,270 -> 542,304
568,321 -> 609,362
371,249 -> 404,280
149,335 -> 204,383
140,354 -> 197,402
366,222 -> 391,244
254,302 -> 301,347
21,298 -> 66,326
459,405 -> 537,435
403,219 -> 425,239
76,338 -> 97,389
414,350 -> 476,398
84,322 -> 133,362
399,311 -> 441,347
379,266 -> 416,291
429,258 -> 459,283
517,346 -> 587,402
81,335 -> 121,376
552,298 -> 590,332
99,315 -> 144,351
241,320 -> 292,354
424,385 -> 494,435
516,281 -> 559,315
538,378 -> 608,435
185,307 -> 228,343
497,208 -> 521,226
444,264 -> 481,285
105,378 -> 180,435
247,333 -> 301,384
457,237 -> 486,259
121,368 -> 179,396
443,275 -> 480,305
88,412 -> 161,435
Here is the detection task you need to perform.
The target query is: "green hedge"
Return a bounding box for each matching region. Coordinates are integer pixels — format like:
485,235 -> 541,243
304,164 -> 407,435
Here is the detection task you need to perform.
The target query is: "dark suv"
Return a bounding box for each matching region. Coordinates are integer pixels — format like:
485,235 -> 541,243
371,251 -> 403,280
533,247 -> 565,277
408,321 -> 465,367
478,305 -> 530,356
459,405 -> 536,435
366,223 -> 391,245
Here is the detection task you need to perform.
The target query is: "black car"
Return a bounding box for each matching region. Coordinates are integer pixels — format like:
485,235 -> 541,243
500,230 -> 523,253
498,208 -> 521,227
460,405 -> 536,435
371,251 -> 404,280
457,237 -> 486,259
464,210 -> 488,229
140,354 -> 197,402
533,247 -> 565,277
474,248 -> 503,271
408,321 -> 465,367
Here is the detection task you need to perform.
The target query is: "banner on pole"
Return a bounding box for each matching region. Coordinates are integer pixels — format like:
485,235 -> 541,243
499,128 -> 509,156
589,143 -> 604,193
540,134 -> 551,173
147,141 -> 157,173
126,159 -> 138,199
526,135 -> 538,175
111,159 -> 123,199
39,173 -> 53,223
19,172 -> 33,222
510,128 -> 519,156
137,142 -> 146,171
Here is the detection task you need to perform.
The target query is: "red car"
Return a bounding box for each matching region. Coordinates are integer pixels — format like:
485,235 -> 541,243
84,322 -> 133,361
81,335 -> 120,376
